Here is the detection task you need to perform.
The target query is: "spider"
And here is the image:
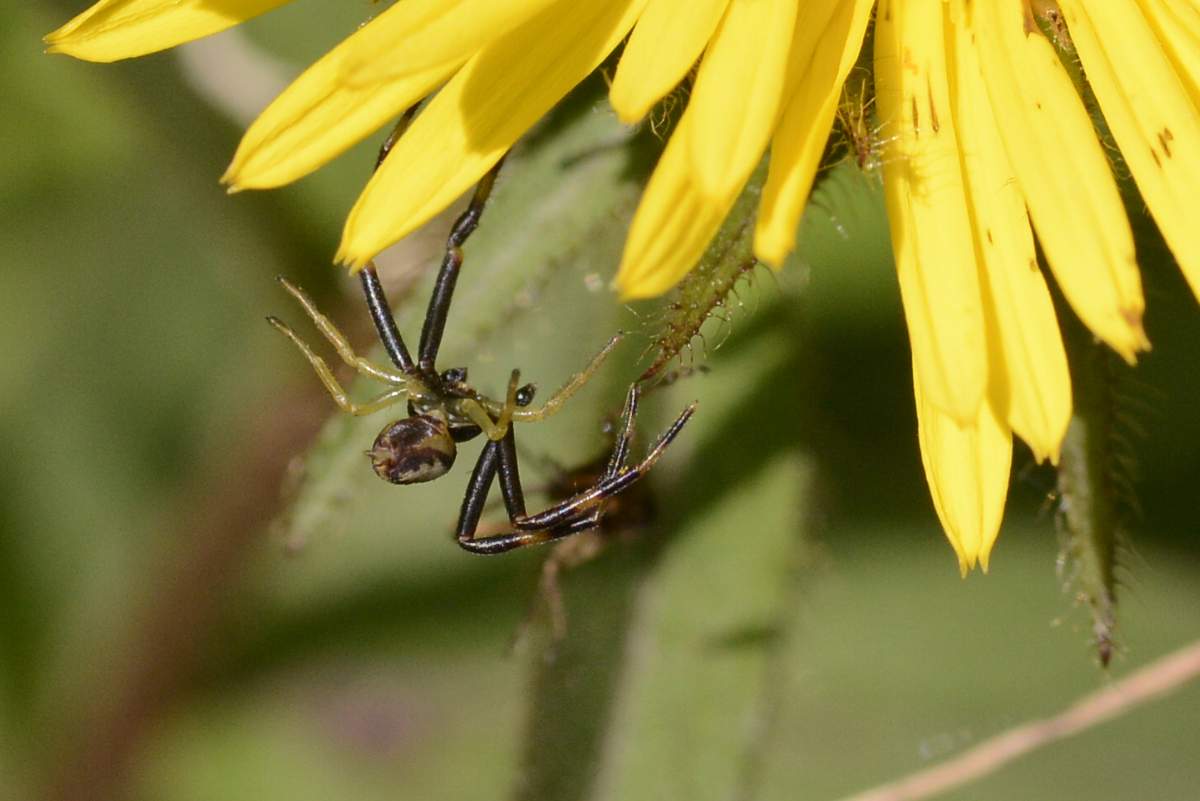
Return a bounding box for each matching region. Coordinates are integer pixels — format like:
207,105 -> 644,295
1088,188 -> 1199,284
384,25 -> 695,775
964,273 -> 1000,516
267,159 -> 696,555
835,71 -> 894,175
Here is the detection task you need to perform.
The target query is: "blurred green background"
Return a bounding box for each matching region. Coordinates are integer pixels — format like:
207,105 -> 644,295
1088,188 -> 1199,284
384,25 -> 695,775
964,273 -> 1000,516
4,2 -> 1200,800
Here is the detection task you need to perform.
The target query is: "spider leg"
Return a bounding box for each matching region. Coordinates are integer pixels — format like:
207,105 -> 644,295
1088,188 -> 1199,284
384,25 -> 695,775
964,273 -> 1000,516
535,515 -> 606,639
496,424 -> 527,518
359,265 -> 415,373
602,384 -> 641,479
453,369 -> 519,443
494,369 -> 522,439
374,104 -> 420,172
417,155 -> 508,371
494,332 -> 624,423
353,103 -> 425,373
456,435 -> 528,555
267,316 -> 408,415
355,155 -> 506,376
455,419 -> 601,555
455,395 -> 696,555
274,276 -> 407,384
514,400 -> 696,531
544,510 -> 604,537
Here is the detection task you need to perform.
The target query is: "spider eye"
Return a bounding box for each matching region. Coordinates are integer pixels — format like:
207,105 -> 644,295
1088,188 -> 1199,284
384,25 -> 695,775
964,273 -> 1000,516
515,383 -> 536,407
368,414 -> 456,484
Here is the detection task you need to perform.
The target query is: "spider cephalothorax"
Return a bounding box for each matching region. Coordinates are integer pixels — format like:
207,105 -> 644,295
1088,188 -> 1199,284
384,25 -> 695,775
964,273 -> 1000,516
366,368 -> 535,485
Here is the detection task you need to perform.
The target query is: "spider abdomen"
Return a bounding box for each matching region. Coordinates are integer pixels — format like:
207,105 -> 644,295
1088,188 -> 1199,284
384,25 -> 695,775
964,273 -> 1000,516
369,414 -> 456,485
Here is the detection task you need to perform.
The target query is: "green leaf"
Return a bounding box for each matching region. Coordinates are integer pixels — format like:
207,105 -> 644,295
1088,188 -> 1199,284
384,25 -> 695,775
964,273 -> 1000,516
513,291 -> 816,801
592,453 -> 811,801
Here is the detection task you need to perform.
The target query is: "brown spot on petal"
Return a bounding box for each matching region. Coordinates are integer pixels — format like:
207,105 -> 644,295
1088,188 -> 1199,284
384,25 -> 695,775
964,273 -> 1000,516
927,79 -> 940,133
1158,127 -> 1174,158
1121,307 -> 1151,352
1023,1 -> 1038,35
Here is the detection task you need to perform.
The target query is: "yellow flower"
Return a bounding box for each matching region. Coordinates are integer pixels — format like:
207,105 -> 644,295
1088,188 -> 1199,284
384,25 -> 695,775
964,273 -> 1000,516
874,0 -> 1200,572
46,0 -> 1200,573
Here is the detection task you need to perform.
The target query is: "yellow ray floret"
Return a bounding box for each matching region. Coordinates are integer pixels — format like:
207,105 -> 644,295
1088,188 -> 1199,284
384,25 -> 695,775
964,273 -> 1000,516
688,0 -> 798,199
338,0 -> 560,84
1136,0 -> 1200,111
755,0 -> 874,266
949,12 -> 1071,463
915,371 -> 1013,576
45,0 -> 291,62
1059,0 -> 1200,302
614,112 -> 732,300
875,0 -> 987,424
223,0 -> 495,190
336,0 -> 649,268
971,1 -> 1149,363
609,0 -> 729,124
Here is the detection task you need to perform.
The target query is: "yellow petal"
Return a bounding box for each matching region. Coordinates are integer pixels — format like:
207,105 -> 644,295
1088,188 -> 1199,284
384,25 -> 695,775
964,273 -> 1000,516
754,0 -> 874,265
971,1 -> 1149,363
949,9 -> 1071,462
337,0 -> 649,268
914,366 -> 1013,575
225,30 -> 459,190
45,0 -> 290,62
614,112 -> 730,300
609,0 -> 729,124
1059,0 -> 1200,302
338,0 -> 560,83
875,0 -> 987,423
226,0 -> 561,190
1137,0 -> 1200,109
688,0 -> 799,199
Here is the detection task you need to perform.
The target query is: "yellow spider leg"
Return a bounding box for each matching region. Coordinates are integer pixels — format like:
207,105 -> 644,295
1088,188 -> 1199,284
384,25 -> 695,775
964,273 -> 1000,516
268,317 -> 408,416
494,369 -> 521,437
490,333 -> 623,423
457,370 -> 522,442
276,276 -> 407,384
458,398 -> 506,441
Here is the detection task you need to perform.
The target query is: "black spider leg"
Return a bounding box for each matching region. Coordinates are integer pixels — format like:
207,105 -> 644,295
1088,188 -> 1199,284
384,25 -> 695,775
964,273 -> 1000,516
374,104 -> 418,172
354,156 -> 507,375
501,385 -> 646,538
456,386 -> 645,554
455,430 -> 520,555
359,268 -> 414,372
602,383 -> 641,479
357,103 -> 422,373
454,386 -> 697,555
522,385 -> 647,537
514,402 -> 695,531
416,155 -> 507,371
